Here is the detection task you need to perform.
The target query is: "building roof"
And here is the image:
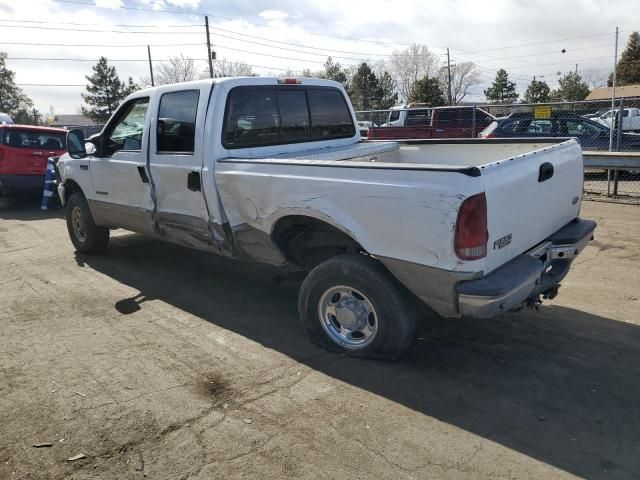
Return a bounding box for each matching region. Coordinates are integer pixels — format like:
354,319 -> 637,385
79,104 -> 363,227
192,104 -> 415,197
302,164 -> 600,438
48,114 -> 97,126
586,84 -> 640,100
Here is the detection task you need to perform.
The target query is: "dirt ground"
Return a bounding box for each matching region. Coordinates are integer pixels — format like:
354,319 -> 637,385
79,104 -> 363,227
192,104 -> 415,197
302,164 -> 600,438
1,197 -> 639,480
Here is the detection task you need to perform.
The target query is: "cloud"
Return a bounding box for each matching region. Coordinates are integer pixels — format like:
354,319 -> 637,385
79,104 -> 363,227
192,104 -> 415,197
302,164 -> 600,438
95,0 -> 124,9
258,10 -> 289,22
1,0 -> 633,114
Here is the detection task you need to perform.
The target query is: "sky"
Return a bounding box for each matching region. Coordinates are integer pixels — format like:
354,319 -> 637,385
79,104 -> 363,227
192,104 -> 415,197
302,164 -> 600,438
0,0 -> 637,115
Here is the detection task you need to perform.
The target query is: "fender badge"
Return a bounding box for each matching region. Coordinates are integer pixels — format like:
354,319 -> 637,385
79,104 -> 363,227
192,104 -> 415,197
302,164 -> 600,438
493,234 -> 512,250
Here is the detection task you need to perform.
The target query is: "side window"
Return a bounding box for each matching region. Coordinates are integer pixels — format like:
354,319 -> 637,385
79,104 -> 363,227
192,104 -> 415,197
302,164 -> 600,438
105,98 -> 149,155
307,89 -> 355,138
277,90 -> 310,141
157,90 -> 199,153
224,89 -> 280,147
406,109 -> 431,126
389,111 -> 400,122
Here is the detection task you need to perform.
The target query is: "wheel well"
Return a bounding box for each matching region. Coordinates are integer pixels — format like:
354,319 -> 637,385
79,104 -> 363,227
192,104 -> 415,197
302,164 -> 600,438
63,179 -> 83,202
272,216 -> 364,270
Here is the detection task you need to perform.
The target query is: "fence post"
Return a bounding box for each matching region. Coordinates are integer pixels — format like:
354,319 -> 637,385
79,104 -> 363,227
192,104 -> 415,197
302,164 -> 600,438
472,105 -> 477,138
616,98 -> 624,152
612,98 -> 624,197
606,169 -> 611,197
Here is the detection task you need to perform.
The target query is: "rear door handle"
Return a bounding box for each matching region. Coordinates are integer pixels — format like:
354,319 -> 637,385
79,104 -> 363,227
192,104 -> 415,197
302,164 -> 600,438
137,166 -> 149,183
187,171 -> 201,191
538,162 -> 554,182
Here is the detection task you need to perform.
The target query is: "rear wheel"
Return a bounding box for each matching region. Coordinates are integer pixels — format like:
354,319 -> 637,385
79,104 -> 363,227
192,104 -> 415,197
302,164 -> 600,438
66,192 -> 109,254
298,254 -> 416,360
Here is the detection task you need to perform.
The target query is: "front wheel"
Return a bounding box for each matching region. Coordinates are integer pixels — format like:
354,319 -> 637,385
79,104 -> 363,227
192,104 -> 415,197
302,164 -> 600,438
66,192 -> 109,254
298,254 -> 416,360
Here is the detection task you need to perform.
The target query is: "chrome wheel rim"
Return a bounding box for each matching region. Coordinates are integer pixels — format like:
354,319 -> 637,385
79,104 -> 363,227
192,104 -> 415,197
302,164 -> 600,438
71,206 -> 87,243
318,285 -> 378,350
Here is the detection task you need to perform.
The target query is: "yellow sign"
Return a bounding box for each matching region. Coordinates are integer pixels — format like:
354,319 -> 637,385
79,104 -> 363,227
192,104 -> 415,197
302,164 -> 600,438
534,105 -> 552,119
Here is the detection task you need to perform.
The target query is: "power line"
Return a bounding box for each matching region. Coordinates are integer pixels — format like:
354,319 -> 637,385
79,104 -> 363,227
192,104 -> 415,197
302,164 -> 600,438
451,31 -> 616,56
52,0 -> 422,49
0,22 -> 203,34
0,41 -> 205,48
0,19 -> 203,28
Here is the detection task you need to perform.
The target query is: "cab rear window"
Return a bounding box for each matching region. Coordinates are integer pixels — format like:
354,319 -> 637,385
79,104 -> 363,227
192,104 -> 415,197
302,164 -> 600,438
223,86 -> 355,149
2,129 -> 65,149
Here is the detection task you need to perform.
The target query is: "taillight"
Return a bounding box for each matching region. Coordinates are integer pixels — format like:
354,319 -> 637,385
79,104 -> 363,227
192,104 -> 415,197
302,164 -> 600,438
454,193 -> 488,260
484,133 -> 496,138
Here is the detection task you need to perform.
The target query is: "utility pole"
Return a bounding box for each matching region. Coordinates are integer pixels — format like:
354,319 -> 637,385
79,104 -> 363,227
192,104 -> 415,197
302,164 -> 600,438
147,45 -> 154,86
32,108 -> 39,126
446,47 -> 452,105
575,63 -> 578,74
609,26 -> 619,152
205,16 -> 214,79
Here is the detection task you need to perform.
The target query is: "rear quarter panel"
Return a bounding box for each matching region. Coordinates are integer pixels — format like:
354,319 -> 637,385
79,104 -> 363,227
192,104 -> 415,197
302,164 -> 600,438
214,161 -> 480,272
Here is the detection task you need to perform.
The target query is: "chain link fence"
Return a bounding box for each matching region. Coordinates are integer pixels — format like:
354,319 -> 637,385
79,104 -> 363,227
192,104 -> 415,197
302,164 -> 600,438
355,98 -> 640,202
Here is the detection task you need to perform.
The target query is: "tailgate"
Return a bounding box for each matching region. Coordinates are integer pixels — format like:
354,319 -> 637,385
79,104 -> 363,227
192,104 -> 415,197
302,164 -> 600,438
481,139 -> 584,274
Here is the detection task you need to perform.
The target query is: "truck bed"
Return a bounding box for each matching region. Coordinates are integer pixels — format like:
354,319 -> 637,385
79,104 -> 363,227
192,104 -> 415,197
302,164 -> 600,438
224,138 -> 574,171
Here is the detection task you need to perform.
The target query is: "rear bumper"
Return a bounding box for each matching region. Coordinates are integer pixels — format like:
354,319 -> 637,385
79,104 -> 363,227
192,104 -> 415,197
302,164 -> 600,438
0,174 -> 44,194
457,217 -> 597,318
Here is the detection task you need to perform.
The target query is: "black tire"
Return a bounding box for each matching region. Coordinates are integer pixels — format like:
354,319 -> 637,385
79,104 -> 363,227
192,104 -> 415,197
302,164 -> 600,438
66,192 -> 109,254
298,254 -> 416,360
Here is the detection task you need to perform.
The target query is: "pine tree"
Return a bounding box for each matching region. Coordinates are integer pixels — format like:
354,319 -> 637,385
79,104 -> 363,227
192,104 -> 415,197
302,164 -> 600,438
523,78 -> 551,103
377,71 -> 398,109
322,57 -> 349,85
0,52 -> 33,118
349,63 -> 382,110
610,31 -> 640,86
484,69 -> 518,104
408,76 -> 445,106
82,57 -> 139,123
550,72 -> 590,101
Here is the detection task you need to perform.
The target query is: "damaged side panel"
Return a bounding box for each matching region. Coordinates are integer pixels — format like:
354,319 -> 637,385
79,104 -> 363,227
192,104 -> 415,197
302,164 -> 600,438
213,160 -> 483,273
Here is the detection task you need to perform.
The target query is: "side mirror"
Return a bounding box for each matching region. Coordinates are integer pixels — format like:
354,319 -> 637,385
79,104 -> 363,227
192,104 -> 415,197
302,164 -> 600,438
85,142 -> 96,155
66,129 -> 87,159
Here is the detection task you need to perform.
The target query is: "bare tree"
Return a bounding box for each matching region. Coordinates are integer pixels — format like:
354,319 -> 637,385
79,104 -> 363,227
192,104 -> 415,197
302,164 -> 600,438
212,58 -> 255,77
438,61 -> 481,104
581,68 -> 609,89
140,54 -> 201,86
388,44 -> 440,102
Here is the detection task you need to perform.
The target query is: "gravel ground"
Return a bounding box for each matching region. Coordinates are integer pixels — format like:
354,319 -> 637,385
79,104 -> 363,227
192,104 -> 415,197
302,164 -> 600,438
1,196 -> 639,480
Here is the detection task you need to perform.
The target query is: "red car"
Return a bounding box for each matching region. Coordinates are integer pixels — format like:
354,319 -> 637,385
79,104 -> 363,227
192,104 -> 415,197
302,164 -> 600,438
367,106 -> 495,140
0,125 -> 67,195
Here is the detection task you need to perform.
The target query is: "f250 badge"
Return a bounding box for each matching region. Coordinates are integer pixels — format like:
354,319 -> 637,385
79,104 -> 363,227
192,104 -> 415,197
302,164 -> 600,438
493,234 -> 512,250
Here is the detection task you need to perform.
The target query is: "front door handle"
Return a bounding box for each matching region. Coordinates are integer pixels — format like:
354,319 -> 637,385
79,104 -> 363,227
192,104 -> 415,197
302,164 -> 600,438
187,171 -> 201,191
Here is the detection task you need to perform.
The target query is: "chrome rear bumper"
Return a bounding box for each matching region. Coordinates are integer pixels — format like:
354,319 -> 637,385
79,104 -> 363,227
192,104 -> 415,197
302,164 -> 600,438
457,218 -> 596,318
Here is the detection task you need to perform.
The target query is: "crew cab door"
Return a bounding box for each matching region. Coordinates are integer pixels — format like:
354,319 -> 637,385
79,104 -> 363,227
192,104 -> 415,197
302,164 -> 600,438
148,87 -> 214,248
89,96 -> 154,234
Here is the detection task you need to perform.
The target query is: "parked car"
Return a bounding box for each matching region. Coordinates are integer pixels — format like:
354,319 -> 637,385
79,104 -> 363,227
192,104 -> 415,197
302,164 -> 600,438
582,108 -> 610,119
0,125 -> 67,195
479,112 -> 640,151
56,77 -> 595,359
595,108 -> 640,132
382,104 -> 432,127
357,120 -> 376,137
0,113 -> 14,125
369,106 -> 495,139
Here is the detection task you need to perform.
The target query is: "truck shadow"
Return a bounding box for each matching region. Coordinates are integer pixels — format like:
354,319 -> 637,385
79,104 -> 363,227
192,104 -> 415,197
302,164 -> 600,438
0,195 -> 63,221
78,234 -> 640,480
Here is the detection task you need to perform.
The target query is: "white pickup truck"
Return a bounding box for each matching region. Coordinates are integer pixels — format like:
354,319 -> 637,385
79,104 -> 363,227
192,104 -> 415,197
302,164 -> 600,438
596,108 -> 640,132
57,77 -> 596,359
